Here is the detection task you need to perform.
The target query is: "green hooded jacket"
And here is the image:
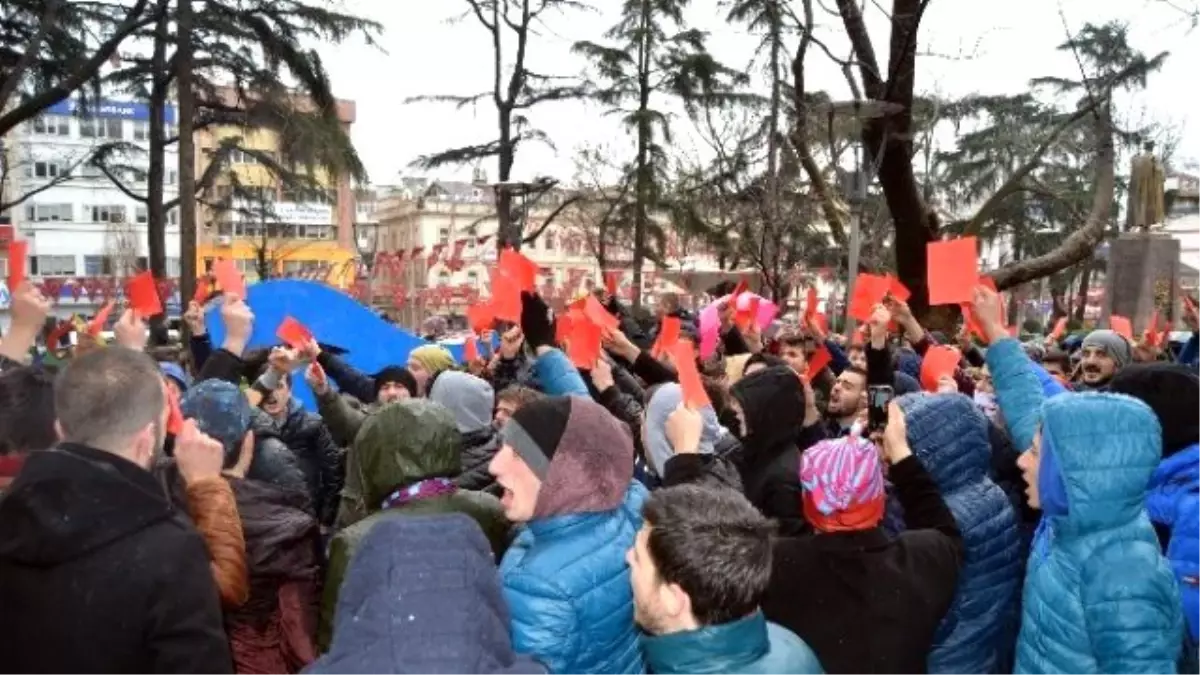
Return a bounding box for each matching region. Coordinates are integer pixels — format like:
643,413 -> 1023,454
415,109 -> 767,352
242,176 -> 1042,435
318,399 -> 510,652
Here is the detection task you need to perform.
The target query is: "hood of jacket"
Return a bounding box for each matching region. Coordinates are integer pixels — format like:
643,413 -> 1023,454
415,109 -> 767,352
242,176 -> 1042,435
0,444 -> 176,566
229,477 -> 320,579
352,399 -> 462,510
897,392 -> 992,494
1146,442 -> 1199,527
730,366 -> 803,459
1039,392 -> 1162,535
644,383 -> 721,478
310,514 -> 543,675
430,370 -> 495,435
1109,362 -> 1199,459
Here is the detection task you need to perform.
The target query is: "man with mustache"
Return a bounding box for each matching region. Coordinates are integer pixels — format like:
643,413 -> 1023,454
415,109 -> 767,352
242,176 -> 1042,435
1076,329 -> 1132,390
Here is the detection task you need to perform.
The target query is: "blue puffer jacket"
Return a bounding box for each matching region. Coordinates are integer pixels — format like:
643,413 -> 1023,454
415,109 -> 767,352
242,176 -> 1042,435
894,393 -> 1023,674
1147,443 -> 1200,647
501,483 -> 648,674
533,348 -> 590,397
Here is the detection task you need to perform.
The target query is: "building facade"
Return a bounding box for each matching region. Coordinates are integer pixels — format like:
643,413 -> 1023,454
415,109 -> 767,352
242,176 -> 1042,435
194,90 -> 360,287
1,98 -> 182,328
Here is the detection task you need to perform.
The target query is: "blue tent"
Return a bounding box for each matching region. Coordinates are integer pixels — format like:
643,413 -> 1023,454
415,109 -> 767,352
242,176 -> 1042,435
204,280 -> 427,411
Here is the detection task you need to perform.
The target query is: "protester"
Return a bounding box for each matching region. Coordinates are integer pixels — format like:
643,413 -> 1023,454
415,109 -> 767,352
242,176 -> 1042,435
763,408 -> 964,673
161,360 -> 193,398
490,396 -> 646,673
0,366 -> 56,494
728,365 -> 813,535
0,347 -> 234,672
322,400 -> 509,649
893,392 -> 1023,673
642,383 -> 722,480
252,354 -> 342,525
822,366 -> 867,437
1076,328 -> 1131,390
973,286 -> 1185,672
631,485 -> 823,674
407,343 -> 456,395
494,384 -> 545,429
489,323 -> 537,393
429,370 -> 501,494
311,515 -> 543,674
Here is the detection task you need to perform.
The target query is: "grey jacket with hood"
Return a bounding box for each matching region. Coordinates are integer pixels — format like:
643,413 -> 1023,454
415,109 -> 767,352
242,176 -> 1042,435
430,371 -> 501,495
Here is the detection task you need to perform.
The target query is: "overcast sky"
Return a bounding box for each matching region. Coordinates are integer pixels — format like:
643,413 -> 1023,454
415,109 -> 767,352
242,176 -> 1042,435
319,0 -> 1199,186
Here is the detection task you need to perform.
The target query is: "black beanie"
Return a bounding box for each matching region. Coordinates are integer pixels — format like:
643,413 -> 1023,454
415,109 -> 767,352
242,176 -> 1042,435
373,366 -> 418,398
1110,362 -> 1200,458
502,397 -> 572,479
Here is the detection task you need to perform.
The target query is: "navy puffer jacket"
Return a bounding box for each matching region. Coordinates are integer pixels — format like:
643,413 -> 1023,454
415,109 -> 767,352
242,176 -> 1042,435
894,392 -> 1023,674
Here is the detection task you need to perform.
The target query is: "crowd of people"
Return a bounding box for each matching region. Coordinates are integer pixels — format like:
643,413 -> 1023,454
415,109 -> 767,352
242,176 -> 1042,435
0,275 -> 1196,674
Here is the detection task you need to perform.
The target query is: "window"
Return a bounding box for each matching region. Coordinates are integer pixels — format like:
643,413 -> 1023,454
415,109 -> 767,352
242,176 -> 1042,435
467,270 -> 479,285
25,203 -> 73,222
166,170 -> 178,185
136,206 -> 148,224
90,205 -> 127,223
167,209 -> 179,226
28,161 -> 70,179
32,115 -> 70,136
438,271 -> 451,286
79,117 -> 122,139
163,123 -> 175,139
438,227 -> 450,245
545,232 -> 556,250
84,255 -> 115,276
30,255 -> 76,276
80,163 -> 104,179
166,257 -> 180,277
132,121 -> 149,141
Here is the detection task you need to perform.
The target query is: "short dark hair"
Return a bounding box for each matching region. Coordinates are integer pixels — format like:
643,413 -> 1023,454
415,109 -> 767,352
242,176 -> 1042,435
780,335 -> 811,349
55,347 -> 165,449
0,366 -> 57,455
745,353 -> 786,371
642,485 -> 776,626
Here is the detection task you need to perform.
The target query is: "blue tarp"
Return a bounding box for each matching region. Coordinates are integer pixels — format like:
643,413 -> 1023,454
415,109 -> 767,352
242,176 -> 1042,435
204,280 -> 427,411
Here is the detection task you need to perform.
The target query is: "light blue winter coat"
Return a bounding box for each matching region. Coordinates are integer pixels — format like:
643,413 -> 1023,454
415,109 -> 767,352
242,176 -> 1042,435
986,344 -> 1186,675
532,348 -> 590,397
500,483 -> 648,674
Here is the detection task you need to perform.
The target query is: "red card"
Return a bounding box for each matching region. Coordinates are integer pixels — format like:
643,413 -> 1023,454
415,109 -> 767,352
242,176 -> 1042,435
961,304 -> 986,341
1049,316 -> 1068,341
848,273 -> 889,321
467,302 -> 494,334
604,270 -> 621,296
807,343 -> 832,376
566,311 -> 602,368
212,258 -> 246,300
490,269 -> 522,323
1109,315 -> 1133,340
886,275 -> 911,303
978,275 -> 998,293
276,316 -> 313,348
583,295 -> 619,332
555,313 -> 573,346
920,345 -> 961,392
673,340 -> 711,408
463,335 -> 480,362
499,248 -> 538,291
804,287 -> 818,320
7,240 -> 27,291
651,316 -> 682,359
126,270 -> 163,317
87,301 -> 115,337
165,381 -> 184,436
927,237 -> 979,306
193,277 -> 212,305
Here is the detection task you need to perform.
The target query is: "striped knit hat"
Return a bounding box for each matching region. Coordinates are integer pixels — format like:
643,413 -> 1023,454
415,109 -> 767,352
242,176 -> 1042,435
800,434 -> 886,532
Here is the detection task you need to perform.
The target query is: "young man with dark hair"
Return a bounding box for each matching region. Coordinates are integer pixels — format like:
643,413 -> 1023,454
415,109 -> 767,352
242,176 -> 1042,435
493,384 -> 544,429
824,365 -> 868,436
0,346 -> 234,673
629,485 -> 823,674
0,366 -> 57,494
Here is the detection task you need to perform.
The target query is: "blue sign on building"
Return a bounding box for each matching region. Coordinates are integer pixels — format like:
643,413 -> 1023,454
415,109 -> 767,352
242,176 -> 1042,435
44,98 -> 177,125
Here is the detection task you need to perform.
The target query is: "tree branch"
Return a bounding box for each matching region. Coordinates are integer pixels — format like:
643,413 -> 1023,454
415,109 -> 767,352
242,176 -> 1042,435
992,109 -> 1115,289
0,0 -> 154,137
522,193 -> 584,244
0,0 -> 60,110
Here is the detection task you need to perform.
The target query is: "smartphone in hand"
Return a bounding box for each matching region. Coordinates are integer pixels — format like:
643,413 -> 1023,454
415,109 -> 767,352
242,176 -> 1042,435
867,385 -> 894,434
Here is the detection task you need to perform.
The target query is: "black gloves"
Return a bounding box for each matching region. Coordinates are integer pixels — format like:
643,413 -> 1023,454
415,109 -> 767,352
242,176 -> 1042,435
520,292 -> 555,350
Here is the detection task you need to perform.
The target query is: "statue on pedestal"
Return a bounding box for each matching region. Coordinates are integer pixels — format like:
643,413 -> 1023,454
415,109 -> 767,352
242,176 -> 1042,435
1126,141 -> 1166,231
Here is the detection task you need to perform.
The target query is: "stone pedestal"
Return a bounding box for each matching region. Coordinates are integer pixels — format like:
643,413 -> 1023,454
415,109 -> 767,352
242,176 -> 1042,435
1102,233 -> 1180,332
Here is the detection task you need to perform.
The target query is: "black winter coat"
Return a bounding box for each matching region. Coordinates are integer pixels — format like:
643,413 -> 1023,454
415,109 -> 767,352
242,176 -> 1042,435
456,428 -> 501,496
254,402 -> 342,525
0,444 -> 233,673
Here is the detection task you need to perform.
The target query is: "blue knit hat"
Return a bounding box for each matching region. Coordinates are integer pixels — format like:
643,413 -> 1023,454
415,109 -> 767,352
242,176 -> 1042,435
179,379 -> 253,466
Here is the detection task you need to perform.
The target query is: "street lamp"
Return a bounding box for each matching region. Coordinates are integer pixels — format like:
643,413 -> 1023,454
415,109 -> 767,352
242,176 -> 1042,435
817,98 -> 902,330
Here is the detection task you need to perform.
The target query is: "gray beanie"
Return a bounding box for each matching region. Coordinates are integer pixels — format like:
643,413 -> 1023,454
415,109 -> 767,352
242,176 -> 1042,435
1081,329 -> 1132,368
